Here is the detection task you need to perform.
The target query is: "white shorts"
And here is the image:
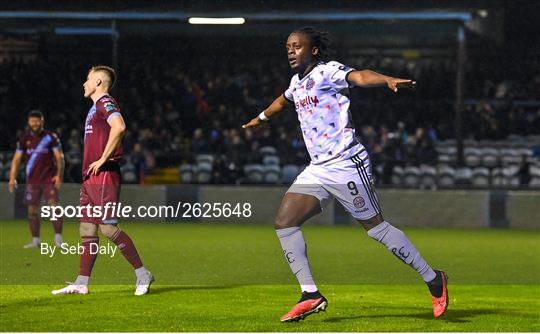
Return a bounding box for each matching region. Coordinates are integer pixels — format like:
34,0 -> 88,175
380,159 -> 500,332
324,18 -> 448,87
287,150 -> 382,220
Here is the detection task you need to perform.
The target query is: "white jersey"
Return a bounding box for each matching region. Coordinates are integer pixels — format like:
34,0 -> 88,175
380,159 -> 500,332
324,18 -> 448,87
284,61 -> 365,165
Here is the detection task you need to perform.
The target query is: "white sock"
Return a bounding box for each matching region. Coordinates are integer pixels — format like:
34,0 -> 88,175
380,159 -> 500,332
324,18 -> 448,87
74,275 -> 89,286
276,227 -> 318,293
32,237 -> 41,244
367,221 -> 436,282
54,233 -> 63,243
135,266 -> 149,277
300,284 -> 318,293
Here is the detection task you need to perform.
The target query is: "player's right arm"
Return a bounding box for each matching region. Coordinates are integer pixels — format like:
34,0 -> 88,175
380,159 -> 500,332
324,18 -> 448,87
9,151 -> 23,193
242,94 -> 290,129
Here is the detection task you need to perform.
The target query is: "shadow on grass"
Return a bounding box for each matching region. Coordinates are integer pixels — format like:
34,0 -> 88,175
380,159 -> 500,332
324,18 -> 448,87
0,285 -> 234,309
148,285 -> 234,294
323,308 -> 508,324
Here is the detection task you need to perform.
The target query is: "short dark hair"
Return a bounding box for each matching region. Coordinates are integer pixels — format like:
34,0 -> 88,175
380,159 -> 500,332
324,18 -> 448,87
89,65 -> 116,88
28,110 -> 44,119
292,26 -> 334,61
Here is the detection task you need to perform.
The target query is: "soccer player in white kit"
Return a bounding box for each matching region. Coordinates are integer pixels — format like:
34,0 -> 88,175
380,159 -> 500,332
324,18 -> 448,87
243,27 -> 448,322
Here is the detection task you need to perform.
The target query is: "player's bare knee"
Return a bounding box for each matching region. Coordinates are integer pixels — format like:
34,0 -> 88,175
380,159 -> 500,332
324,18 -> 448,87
99,224 -> 120,239
274,214 -> 302,229
357,213 -> 384,231
27,205 -> 39,217
79,222 -> 98,237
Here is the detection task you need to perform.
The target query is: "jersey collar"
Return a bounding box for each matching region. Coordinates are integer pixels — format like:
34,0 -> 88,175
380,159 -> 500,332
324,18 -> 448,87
297,61 -> 324,81
93,92 -> 110,106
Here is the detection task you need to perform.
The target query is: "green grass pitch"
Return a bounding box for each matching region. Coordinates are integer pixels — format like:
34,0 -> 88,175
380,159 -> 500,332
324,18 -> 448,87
1,220 -> 539,332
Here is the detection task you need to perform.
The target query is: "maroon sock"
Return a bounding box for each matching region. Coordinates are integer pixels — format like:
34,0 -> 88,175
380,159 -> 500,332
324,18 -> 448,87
52,217 -> 63,234
79,237 -> 99,277
28,215 -> 40,238
111,230 -> 143,269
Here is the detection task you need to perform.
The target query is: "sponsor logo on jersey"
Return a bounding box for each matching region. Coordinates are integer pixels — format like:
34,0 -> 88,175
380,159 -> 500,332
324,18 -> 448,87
295,96 -> 319,110
104,102 -> 116,112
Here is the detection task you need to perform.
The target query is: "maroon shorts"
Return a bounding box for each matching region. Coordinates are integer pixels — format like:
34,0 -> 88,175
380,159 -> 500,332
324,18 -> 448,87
79,170 -> 121,224
24,183 -> 59,206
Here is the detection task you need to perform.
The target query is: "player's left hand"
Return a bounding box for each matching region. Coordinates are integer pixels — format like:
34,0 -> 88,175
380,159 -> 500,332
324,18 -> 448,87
88,158 -> 107,176
242,116 -> 265,129
52,175 -> 63,189
387,78 -> 416,93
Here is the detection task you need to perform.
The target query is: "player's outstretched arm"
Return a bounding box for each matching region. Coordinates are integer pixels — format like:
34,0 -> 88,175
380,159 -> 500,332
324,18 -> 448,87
88,115 -> 126,175
347,70 -> 416,92
242,94 -> 290,129
8,151 -> 22,193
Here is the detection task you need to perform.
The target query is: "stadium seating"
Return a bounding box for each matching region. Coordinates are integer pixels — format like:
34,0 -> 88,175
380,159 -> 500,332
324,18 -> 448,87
196,154 -> 215,166
120,163 -> 138,184
281,164 -> 300,184
502,165 -> 520,187
472,167 -> 490,187
263,165 -> 281,183
403,166 -> 421,187
243,164 -> 264,183
179,164 -> 195,184
480,147 -> 498,167
491,168 -> 505,187
530,172 -> 540,188
464,147 -> 481,167
259,146 -> 277,156
419,165 -> 437,189
391,166 -> 404,186
262,155 -> 280,166
2,162 -> 11,181
455,167 -> 473,185
196,162 -> 212,183
437,166 -> 455,187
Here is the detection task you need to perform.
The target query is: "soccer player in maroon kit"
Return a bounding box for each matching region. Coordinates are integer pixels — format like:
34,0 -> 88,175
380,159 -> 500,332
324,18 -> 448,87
9,110 -> 65,248
52,65 -> 153,295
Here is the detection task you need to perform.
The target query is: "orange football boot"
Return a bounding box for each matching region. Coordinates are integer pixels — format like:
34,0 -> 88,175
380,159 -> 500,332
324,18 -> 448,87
429,270 -> 449,318
280,292 -> 328,322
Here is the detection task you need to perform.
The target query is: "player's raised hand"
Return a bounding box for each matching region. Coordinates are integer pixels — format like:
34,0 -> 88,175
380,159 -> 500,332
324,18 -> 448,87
387,78 -> 416,93
88,158 -> 107,176
242,116 -> 265,129
8,179 -> 17,193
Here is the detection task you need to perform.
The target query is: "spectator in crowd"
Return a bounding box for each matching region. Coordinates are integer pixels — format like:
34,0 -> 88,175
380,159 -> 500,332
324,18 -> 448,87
517,154 -> 531,186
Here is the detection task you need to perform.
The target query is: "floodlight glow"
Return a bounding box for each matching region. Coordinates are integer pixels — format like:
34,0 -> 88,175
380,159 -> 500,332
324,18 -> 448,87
188,17 -> 245,25
478,10 -> 488,18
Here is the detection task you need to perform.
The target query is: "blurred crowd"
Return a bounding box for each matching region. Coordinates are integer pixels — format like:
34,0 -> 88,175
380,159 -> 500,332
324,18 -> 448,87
1,52 -> 538,184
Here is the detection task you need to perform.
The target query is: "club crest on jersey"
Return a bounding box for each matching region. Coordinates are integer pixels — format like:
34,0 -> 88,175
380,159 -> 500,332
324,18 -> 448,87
306,77 -> 315,90
353,196 -> 365,208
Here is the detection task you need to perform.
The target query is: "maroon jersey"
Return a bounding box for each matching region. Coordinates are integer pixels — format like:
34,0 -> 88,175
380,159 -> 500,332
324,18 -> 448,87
16,130 -> 61,184
82,94 -> 123,179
